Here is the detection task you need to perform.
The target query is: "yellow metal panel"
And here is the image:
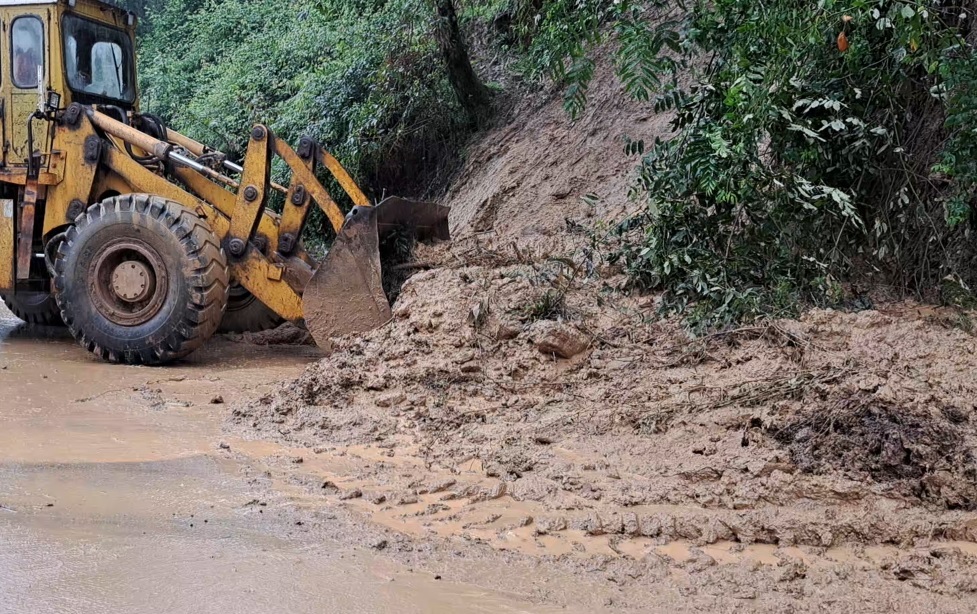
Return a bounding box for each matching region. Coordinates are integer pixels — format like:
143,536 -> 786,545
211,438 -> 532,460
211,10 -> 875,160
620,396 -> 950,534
227,126 -> 271,246
0,198 -> 14,292
318,148 -> 370,207
42,117 -> 100,234
274,139 -> 346,233
170,166 -> 285,253
277,141 -> 315,250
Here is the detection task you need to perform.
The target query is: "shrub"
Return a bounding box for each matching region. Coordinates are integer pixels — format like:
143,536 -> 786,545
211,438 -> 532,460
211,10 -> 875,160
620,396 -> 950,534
518,0 -> 977,330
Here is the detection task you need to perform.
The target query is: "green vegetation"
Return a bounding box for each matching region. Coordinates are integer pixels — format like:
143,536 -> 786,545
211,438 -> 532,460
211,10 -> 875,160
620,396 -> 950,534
118,0 -> 487,232
162,0 -> 462,192
518,0 -> 977,330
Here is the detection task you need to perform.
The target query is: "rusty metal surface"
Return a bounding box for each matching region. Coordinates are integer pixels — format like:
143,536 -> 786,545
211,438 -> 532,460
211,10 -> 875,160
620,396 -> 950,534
303,199 -> 450,346
304,205 -> 390,346
226,126 -> 271,256
89,237 -> 168,326
112,260 -> 153,302
89,110 -> 172,161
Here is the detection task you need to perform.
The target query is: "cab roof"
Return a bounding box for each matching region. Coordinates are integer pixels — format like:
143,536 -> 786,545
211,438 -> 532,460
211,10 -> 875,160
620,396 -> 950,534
0,0 -> 127,11
0,1 -> 134,23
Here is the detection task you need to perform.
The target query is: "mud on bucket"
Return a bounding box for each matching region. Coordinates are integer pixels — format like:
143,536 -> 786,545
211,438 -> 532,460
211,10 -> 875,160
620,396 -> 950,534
302,197 -> 450,347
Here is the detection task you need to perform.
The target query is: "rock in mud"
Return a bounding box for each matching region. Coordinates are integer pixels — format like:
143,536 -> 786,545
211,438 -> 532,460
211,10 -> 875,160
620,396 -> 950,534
531,322 -> 590,359
420,479 -> 456,494
623,513 -> 640,537
376,392 -> 406,408
495,322 -> 521,341
227,322 -> 314,346
577,512 -> 606,536
535,516 -> 568,535
683,548 -> 717,573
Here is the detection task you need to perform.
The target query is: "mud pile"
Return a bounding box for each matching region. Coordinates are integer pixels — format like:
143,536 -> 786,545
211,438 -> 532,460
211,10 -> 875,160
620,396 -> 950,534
445,52 -> 672,254
232,255 -> 977,553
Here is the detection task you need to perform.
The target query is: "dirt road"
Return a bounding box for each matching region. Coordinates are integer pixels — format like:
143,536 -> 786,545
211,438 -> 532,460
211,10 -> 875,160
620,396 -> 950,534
0,304 -> 603,614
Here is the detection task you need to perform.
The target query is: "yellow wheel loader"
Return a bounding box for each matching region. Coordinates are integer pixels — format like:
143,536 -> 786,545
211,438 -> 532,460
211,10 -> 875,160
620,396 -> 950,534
0,0 -> 449,364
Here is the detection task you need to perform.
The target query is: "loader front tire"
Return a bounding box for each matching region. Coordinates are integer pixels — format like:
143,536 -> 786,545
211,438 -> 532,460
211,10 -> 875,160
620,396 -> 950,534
218,283 -> 284,333
54,194 -> 229,365
1,291 -> 65,326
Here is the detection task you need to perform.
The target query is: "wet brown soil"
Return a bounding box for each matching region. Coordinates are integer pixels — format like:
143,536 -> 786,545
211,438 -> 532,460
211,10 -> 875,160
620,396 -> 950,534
231,258 -> 977,612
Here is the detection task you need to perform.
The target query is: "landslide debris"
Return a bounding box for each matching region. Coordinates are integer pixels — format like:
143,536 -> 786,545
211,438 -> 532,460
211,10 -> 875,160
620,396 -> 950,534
226,45 -> 977,611
232,256 -> 977,551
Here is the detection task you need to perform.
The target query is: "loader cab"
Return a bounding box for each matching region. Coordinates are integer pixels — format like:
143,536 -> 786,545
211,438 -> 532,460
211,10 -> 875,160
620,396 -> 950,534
0,0 -> 136,166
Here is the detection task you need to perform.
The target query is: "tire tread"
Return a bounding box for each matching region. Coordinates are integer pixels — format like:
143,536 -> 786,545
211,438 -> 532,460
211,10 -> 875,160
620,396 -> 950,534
54,194 -> 229,365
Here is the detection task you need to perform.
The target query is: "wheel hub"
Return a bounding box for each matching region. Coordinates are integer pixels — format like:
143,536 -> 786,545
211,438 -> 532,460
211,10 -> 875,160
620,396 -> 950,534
90,239 -> 169,327
111,261 -> 153,303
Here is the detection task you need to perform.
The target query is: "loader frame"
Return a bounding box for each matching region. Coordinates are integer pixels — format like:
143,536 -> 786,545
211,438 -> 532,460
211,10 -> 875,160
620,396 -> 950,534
1,104 -> 368,323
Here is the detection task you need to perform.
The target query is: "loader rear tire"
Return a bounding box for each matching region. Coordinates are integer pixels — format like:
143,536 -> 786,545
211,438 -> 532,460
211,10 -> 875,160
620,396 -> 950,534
1,291 -> 65,326
218,283 -> 284,333
53,194 -> 229,365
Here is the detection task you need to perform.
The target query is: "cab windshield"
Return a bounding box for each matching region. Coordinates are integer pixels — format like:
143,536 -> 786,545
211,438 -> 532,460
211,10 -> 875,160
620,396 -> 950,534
62,14 -> 135,104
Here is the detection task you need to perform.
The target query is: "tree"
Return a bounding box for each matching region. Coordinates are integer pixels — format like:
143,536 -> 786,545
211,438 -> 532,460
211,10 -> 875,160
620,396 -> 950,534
432,0 -> 491,127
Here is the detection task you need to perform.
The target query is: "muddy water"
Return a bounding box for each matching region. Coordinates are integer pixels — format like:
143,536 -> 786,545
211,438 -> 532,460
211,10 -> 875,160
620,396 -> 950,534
0,307 -> 577,614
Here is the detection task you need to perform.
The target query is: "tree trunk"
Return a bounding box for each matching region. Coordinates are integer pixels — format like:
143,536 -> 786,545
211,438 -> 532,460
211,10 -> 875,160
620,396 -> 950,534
433,0 -> 491,127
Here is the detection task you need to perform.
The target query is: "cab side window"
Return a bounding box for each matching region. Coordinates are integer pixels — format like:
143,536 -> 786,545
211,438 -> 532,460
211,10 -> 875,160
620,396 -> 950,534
12,16 -> 43,89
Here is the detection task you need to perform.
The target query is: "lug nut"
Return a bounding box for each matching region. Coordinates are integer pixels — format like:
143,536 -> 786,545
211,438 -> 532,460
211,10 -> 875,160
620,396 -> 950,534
278,233 -> 296,254
291,185 -> 306,206
228,238 -> 246,257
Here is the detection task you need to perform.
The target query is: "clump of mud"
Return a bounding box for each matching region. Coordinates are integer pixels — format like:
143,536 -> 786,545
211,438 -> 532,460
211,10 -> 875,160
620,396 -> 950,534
225,322 -> 315,346
774,396 -> 977,510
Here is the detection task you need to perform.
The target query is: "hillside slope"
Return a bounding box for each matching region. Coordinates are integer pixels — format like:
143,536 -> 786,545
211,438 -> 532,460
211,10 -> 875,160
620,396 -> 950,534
446,54 -> 669,251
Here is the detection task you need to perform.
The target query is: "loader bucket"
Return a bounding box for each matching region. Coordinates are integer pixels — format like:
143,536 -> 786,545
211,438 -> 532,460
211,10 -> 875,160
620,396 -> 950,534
302,197 -> 450,347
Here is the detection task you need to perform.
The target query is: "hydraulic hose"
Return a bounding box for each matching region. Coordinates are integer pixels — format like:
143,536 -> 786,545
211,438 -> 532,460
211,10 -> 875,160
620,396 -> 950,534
43,232 -> 67,278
